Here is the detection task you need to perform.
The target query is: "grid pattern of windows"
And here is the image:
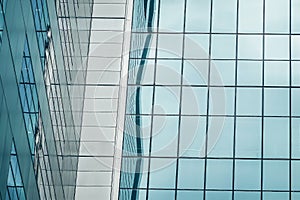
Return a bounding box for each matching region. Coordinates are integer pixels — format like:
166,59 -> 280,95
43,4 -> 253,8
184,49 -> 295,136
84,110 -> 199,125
120,0 -> 300,199
5,141 -> 26,200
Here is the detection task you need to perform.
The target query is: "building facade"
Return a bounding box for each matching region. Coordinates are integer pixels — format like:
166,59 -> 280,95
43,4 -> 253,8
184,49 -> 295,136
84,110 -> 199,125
1,0 -> 300,200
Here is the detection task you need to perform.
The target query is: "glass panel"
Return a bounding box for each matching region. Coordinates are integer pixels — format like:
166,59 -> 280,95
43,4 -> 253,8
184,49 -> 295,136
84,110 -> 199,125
156,60 -> 181,85
211,35 -> 236,59
264,61 -> 289,86
159,0 -> 184,32
237,88 -> 262,116
212,0 -> 237,33
148,158 -> 176,189
119,189 -> 146,200
148,190 -> 175,200
292,88 -> 300,116
209,87 -> 235,116
185,0 -> 210,32
206,159 -> 233,189
292,161 -> 300,190
178,159 -> 204,189
238,35 -> 262,59
263,192 -> 289,200
151,116 -> 179,156
265,35 -> 289,60
235,117 -> 262,158
153,86 -> 180,114
126,86 -> 153,114
292,61 -> 300,86
184,34 -> 209,59
263,160 -> 289,190
265,0 -> 289,33
128,59 -> 155,85
177,191 -> 203,200
206,191 -> 232,200
292,36 -> 300,59
263,118 -> 289,158
179,116 -> 206,157
181,87 -> 207,115
292,118 -> 300,158
292,0 -> 300,33
238,0 -> 263,33
183,60 -> 209,86
157,34 -> 183,58
207,117 -> 234,157
234,192 -> 260,200
237,61 -> 262,86
264,88 -> 289,116
211,61 -> 235,86
234,160 -> 261,190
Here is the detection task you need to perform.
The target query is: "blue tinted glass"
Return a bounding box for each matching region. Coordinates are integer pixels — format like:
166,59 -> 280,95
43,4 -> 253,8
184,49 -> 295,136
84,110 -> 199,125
211,61 -> 235,86
236,117 -> 261,158
292,0 -> 300,33
181,87 -> 207,115
184,34 -> 209,59
17,188 -> 26,200
292,36 -> 300,59
155,60 -> 181,85
292,193 -> 300,200
151,116 -> 178,156
292,62 -> 300,86
207,117 -> 234,157
209,87 -> 235,115
178,159 -> 204,189
263,192 -> 289,200
149,158 -> 176,188
154,86 -> 180,114
206,159 -> 233,189
8,187 -> 17,200
264,118 -> 289,158
237,88 -> 262,115
212,0 -> 237,33
119,189 -> 146,200
238,0 -> 263,33
237,61 -> 262,86
7,167 -> 14,186
263,160 -> 289,190
206,191 -> 232,200
185,0 -> 210,32
211,35 -> 236,59
292,161 -> 300,190
179,116 -> 206,157
265,0 -> 289,33
264,61 -> 289,86
157,34 -> 183,58
177,191 -> 203,200
264,88 -> 289,116
126,86 -> 153,114
183,60 -> 208,86
238,35 -> 262,59
292,118 -> 300,158
159,0 -> 184,32
265,35 -> 289,59
234,192 -> 260,200
148,190 -> 175,200
234,160 -> 261,190
128,59 -> 155,85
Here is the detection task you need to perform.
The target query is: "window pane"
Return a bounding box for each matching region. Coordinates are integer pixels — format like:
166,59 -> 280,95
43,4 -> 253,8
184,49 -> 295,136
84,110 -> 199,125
128,59 -> 155,85
211,35 -> 236,59
206,159 -> 233,189
179,116 -> 206,157
157,34 -> 183,58
212,0 -> 237,33
263,192 -> 289,200
159,0 -> 184,32
292,35 -> 300,59
181,87 -> 207,115
263,160 -> 289,190
264,88 -> 289,116
209,87 -> 235,115
185,0 -> 210,32
234,192 -> 260,200
156,60 -> 181,85
292,161 -> 300,190
211,61 -> 235,86
184,34 -> 209,59
207,117 -> 234,157
292,0 -> 300,33
237,88 -> 262,116
177,191 -> 203,200
265,35 -> 289,60
292,88 -> 300,116
292,61 -> 300,86
292,118 -> 300,158
149,158 -> 177,188
178,159 -> 204,189
126,86 -> 153,114
151,116 -> 179,156
237,61 -> 262,86
234,160 -> 261,190
154,86 -> 180,114
183,60 -> 208,86
264,61 -> 289,86
148,190 -> 175,200
238,0 -> 263,33
238,35 -> 262,59
236,117 -> 262,158
206,191 -> 232,200
265,0 -> 289,33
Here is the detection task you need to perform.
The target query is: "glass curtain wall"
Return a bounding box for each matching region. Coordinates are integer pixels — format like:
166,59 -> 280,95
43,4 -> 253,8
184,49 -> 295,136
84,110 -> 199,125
120,0 -> 300,199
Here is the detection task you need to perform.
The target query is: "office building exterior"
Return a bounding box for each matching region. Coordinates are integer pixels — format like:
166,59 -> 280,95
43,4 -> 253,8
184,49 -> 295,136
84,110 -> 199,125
1,0 -> 300,200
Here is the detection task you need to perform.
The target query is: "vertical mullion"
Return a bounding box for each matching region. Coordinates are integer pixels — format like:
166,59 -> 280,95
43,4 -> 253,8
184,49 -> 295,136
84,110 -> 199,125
289,0 -> 292,199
